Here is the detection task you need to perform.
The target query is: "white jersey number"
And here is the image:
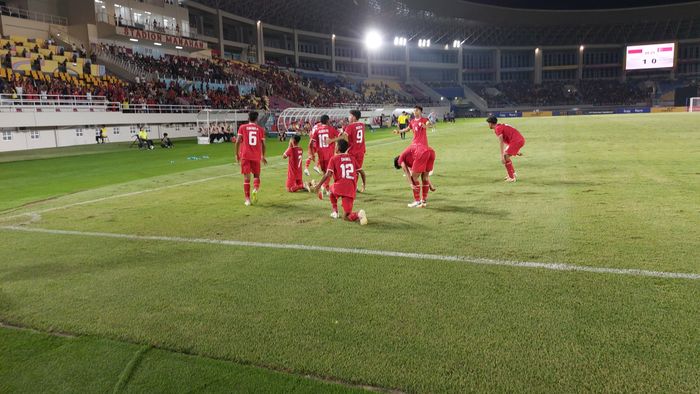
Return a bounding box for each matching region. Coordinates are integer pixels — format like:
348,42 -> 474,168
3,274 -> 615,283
340,163 -> 355,180
319,133 -> 330,148
248,132 -> 258,146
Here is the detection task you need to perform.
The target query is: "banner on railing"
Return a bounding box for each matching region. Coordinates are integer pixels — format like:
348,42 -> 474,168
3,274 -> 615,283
41,60 -> 59,73
488,111 -> 522,118
11,57 -> 31,72
116,26 -> 207,50
91,64 -> 106,77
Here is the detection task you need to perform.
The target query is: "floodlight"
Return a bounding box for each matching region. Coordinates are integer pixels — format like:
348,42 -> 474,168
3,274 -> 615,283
364,30 -> 382,51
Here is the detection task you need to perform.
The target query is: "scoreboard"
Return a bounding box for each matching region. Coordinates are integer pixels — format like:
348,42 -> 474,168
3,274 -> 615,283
625,43 -> 676,71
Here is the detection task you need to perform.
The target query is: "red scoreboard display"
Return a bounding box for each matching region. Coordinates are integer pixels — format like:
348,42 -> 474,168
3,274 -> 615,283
625,43 -> 676,71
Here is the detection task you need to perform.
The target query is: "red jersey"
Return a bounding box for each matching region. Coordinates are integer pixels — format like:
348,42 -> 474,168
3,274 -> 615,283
343,122 -> 366,156
327,153 -> 359,198
284,146 -> 303,186
494,124 -> 525,145
398,145 -> 415,168
312,124 -> 339,160
237,123 -> 265,161
409,117 -> 429,147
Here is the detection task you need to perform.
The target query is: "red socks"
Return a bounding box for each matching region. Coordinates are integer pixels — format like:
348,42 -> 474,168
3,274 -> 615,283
305,157 -> 312,169
244,181 -> 251,199
421,181 -> 429,202
411,179 -> 420,202
253,178 -> 260,191
347,212 -> 359,221
505,160 -> 515,179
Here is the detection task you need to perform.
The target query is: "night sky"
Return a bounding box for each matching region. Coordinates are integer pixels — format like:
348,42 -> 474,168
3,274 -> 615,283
464,0 -> 693,10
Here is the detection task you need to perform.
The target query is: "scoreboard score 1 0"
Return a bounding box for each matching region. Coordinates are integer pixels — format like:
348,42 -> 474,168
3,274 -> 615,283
625,43 -> 675,71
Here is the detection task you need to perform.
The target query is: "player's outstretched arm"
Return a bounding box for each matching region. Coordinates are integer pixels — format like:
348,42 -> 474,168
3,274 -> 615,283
401,164 -> 414,186
498,135 -> 506,164
234,136 -> 241,163
261,140 -> 268,165
329,133 -> 348,144
313,171 -> 332,193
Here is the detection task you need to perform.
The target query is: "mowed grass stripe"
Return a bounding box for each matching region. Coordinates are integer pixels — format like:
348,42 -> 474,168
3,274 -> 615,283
1,232 -> 698,392
3,225 -> 700,280
0,326 -> 369,393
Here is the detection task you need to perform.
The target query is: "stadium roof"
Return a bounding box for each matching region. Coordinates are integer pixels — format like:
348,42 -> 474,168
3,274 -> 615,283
462,0 -> 696,10
192,0 -> 700,45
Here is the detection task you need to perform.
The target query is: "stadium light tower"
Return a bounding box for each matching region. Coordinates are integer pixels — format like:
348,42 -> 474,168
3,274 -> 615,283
364,30 -> 383,51
394,36 -> 406,46
453,40 -> 461,48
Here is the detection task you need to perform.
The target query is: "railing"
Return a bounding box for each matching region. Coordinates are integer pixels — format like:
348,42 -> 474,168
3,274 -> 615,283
331,102 -> 437,109
0,5 -> 68,26
0,94 -> 207,114
96,11 -> 198,39
0,94 -> 118,112
124,104 -> 206,114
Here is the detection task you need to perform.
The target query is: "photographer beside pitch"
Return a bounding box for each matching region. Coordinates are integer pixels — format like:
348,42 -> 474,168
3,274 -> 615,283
486,116 -> 525,183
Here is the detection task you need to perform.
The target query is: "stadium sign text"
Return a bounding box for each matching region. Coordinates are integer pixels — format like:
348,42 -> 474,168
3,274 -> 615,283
117,27 -> 206,50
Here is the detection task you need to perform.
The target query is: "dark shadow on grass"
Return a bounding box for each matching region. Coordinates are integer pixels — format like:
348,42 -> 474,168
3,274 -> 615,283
429,205 -> 509,217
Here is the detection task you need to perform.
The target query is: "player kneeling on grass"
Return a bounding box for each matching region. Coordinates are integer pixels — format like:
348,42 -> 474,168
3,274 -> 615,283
283,134 -> 310,193
486,116 -> 525,183
312,139 -> 367,225
394,144 -> 436,208
235,111 -> 267,206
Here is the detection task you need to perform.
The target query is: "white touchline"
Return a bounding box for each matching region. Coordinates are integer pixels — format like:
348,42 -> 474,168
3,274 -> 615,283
0,173 -> 235,220
2,226 -> 699,281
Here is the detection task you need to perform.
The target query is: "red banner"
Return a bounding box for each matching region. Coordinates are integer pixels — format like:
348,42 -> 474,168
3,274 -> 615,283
116,26 -> 207,50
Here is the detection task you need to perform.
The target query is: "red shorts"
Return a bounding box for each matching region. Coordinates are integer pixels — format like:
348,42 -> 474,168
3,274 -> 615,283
318,156 -> 331,172
412,149 -> 435,174
351,152 -> 365,169
505,139 -> 525,156
240,159 -> 261,175
330,183 -> 356,200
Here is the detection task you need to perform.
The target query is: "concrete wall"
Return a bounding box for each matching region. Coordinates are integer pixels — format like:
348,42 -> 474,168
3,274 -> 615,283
0,15 -> 51,39
0,123 -> 201,152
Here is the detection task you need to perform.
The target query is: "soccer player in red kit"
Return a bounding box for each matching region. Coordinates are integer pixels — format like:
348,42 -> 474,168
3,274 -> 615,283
312,139 -> 367,225
311,114 -> 339,196
304,121 -> 321,176
395,105 -> 431,148
332,110 -> 366,172
486,116 -> 525,182
283,134 -> 309,192
234,111 -> 267,205
394,144 -> 436,208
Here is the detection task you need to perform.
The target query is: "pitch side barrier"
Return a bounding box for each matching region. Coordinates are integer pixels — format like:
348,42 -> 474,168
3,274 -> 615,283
488,106 -> 688,118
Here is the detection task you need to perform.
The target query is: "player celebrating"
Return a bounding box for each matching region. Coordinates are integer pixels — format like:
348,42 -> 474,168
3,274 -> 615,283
332,110 -> 366,174
283,134 -> 310,193
312,139 -> 367,225
304,120 -> 322,176
395,105 -> 430,148
394,144 -> 436,208
486,115 -> 525,183
234,111 -> 267,206
311,114 -> 339,196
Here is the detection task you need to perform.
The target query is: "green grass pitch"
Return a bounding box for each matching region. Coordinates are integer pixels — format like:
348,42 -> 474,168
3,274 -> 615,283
1,113 -> 699,392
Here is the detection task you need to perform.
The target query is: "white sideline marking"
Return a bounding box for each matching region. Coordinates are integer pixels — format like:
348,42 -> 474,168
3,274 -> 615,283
2,226 -> 699,281
0,173 -> 235,220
